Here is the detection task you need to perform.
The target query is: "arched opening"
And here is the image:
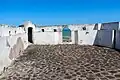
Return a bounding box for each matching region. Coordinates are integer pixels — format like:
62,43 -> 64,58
62,26 -> 71,42
28,27 -> 33,43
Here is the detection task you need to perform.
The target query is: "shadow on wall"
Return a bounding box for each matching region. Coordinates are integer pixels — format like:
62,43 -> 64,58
9,37 -> 24,60
93,30 -> 114,48
93,24 -> 98,30
93,30 -> 99,46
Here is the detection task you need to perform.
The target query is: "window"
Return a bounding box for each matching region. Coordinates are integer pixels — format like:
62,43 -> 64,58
86,32 -> 89,34
83,27 -> 86,30
42,29 -> 44,32
54,29 -> 57,32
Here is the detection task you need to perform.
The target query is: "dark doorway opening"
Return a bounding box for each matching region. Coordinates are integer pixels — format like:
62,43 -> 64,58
74,30 -> 78,44
62,27 -> 71,42
28,27 -> 33,43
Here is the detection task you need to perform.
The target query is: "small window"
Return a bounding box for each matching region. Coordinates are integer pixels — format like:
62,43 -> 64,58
54,29 -> 57,32
42,29 -> 44,32
83,27 -> 86,30
86,32 -> 89,34
15,31 -> 16,34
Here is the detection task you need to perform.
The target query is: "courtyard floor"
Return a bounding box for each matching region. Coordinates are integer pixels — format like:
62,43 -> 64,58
1,44 -> 120,80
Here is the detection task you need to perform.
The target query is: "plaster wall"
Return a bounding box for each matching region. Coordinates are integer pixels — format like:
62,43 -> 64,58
68,25 -> 83,31
98,23 -> 102,30
77,30 -> 113,48
34,32 -> 57,45
95,30 -> 113,48
0,34 -> 28,73
7,33 -> 28,48
85,24 -> 96,30
33,31 -> 75,45
0,27 -> 25,37
115,31 -> 120,49
78,30 -> 98,45
101,22 -> 119,30
39,26 -> 62,32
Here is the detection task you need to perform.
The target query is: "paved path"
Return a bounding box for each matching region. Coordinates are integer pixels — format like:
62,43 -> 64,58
1,44 -> 120,80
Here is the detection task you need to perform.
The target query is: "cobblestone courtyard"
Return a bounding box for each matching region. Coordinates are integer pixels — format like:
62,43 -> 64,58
1,44 -> 120,80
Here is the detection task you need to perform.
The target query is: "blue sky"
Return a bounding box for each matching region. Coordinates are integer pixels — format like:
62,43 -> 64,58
0,0 -> 120,25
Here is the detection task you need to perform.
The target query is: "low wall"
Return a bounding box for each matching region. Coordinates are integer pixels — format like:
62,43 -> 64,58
0,34 -> 28,73
78,30 -> 98,45
94,30 -> 113,48
34,32 -> 57,45
77,30 -> 114,48
115,31 -> 120,49
0,37 -> 11,73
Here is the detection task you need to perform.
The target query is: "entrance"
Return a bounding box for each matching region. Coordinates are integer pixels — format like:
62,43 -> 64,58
62,27 -> 71,42
28,27 -> 33,43
74,30 -> 78,44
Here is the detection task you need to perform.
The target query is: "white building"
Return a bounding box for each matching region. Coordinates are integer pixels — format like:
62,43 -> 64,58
0,21 -> 120,73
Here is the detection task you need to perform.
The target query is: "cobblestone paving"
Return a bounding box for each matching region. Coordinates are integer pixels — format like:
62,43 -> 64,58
1,44 -> 120,80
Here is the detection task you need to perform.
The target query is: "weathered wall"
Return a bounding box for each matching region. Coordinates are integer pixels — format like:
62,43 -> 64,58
0,37 -> 11,72
0,27 -> 25,37
0,34 -> 28,73
77,30 -> 114,48
115,31 -> 120,49
101,22 -> 119,30
33,31 -> 75,45
95,30 -> 113,48
78,30 -> 98,45
39,26 -> 62,32
34,32 -> 57,45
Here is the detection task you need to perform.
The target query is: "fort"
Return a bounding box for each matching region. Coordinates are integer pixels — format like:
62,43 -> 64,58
0,21 -> 120,79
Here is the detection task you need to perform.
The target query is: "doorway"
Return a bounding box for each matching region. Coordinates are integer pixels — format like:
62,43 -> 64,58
74,30 -> 78,44
62,27 -> 71,42
28,27 -> 33,43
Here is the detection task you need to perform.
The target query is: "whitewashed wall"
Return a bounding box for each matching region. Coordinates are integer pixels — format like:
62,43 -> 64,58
77,30 -> 114,48
0,37 -> 11,72
115,31 -> 120,49
7,33 -> 28,48
101,22 -> 119,30
0,27 -> 25,37
94,30 -> 113,48
34,32 -> 57,45
78,30 -> 98,45
39,26 -> 62,32
33,31 -> 75,45
0,34 -> 28,73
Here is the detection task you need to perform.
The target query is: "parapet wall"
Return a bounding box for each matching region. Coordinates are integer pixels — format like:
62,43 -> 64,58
0,34 -> 28,73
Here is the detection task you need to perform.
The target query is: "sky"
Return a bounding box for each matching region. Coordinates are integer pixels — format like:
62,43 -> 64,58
0,0 -> 120,26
